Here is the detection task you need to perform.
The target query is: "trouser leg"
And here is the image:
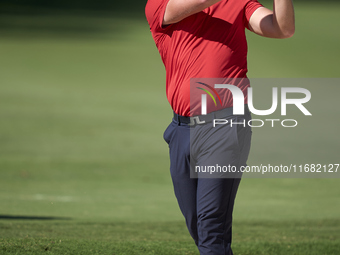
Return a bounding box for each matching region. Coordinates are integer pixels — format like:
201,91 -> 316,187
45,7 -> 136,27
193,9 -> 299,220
164,120 -> 199,244
192,114 -> 252,255
164,112 -> 252,254
196,178 -> 240,255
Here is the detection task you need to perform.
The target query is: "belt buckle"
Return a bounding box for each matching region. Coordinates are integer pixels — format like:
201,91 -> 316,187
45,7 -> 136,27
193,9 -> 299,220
188,116 -> 206,126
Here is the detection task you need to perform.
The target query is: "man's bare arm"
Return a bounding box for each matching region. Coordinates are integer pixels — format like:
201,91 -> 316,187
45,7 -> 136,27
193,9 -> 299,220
249,0 -> 295,39
163,0 -> 222,26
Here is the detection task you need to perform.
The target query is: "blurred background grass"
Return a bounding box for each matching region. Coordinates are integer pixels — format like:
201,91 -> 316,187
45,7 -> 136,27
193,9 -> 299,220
0,0 -> 339,254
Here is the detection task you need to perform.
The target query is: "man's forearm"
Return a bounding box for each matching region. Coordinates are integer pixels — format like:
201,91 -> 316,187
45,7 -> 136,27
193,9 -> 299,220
163,0 -> 222,25
272,0 -> 295,38
248,0 -> 295,38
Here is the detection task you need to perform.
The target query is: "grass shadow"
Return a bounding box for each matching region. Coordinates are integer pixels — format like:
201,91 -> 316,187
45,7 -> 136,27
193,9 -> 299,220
0,215 -> 72,220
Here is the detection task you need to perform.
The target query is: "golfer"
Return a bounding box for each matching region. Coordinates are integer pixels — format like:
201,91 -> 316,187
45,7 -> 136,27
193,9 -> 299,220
145,0 -> 294,254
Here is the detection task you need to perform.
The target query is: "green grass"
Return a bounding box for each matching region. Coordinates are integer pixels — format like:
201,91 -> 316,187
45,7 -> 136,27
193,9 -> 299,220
1,219 -> 339,254
0,2 -> 340,254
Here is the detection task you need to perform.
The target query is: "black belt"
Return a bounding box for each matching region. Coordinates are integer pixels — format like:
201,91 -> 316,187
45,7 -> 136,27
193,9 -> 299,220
173,106 -> 249,126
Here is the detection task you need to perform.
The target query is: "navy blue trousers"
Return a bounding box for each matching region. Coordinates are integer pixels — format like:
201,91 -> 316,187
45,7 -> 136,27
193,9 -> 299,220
163,110 -> 252,255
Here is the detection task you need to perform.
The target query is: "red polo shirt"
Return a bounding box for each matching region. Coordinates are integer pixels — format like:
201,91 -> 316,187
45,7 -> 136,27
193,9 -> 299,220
145,0 -> 262,116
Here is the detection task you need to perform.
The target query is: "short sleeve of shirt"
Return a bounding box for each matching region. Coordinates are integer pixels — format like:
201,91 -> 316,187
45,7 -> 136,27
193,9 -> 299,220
145,0 -> 171,33
244,0 -> 263,29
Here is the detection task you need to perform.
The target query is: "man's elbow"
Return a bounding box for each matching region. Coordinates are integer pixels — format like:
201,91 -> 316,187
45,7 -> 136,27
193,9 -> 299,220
283,28 -> 295,38
279,25 -> 295,39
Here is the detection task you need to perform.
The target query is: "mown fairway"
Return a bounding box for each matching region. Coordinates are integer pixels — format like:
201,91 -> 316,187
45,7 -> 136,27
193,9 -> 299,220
0,2 -> 339,254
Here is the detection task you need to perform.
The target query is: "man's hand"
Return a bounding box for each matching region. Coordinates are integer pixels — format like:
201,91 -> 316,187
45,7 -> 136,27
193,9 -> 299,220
163,0 -> 222,26
249,0 -> 295,38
